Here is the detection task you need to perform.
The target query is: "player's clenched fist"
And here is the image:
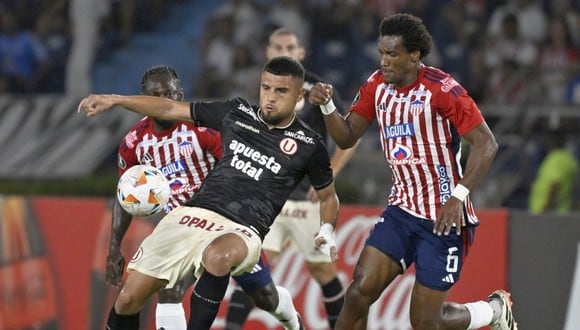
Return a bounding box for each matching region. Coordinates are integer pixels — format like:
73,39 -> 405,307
309,82 -> 334,106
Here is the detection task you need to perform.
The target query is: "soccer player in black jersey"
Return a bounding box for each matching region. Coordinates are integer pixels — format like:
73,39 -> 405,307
226,27 -> 357,330
78,56 -> 340,330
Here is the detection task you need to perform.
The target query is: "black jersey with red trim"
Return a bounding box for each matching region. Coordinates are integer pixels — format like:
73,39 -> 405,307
288,70 -> 347,200
184,97 -> 333,239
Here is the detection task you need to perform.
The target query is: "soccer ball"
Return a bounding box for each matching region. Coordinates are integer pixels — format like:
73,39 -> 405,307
116,165 -> 171,217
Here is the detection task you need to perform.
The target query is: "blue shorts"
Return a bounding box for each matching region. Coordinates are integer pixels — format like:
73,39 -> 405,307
366,206 -> 474,291
231,250 -> 273,294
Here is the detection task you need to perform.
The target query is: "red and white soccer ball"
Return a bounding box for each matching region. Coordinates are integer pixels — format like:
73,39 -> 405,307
116,165 -> 171,217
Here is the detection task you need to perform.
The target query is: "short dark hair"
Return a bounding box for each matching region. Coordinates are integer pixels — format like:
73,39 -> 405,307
379,13 -> 433,59
141,65 -> 180,88
269,27 -> 303,45
263,56 -> 305,81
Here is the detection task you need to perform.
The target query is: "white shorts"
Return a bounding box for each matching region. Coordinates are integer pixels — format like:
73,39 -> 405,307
262,199 -> 330,263
127,206 -> 262,287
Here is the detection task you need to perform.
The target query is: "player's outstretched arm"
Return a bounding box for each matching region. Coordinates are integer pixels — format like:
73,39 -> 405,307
77,94 -> 192,122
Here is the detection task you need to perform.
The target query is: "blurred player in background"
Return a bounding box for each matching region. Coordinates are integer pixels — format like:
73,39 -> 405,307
225,27 -> 358,330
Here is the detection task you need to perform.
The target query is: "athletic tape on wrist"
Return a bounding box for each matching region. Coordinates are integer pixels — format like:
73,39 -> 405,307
320,99 -> 336,115
319,222 -> 334,235
317,223 -> 335,257
451,184 -> 470,202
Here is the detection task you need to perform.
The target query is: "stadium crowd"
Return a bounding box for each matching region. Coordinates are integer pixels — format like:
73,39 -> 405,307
191,0 -> 579,210
0,0 -> 183,94
1,0 -> 578,210
192,0 -> 579,106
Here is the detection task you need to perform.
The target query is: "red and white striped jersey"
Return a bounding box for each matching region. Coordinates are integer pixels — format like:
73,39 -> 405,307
350,65 -> 484,224
118,117 -> 222,211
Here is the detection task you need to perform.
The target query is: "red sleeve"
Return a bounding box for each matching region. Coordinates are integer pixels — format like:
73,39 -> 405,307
117,130 -> 139,177
433,83 -> 484,136
200,127 -> 222,160
349,71 -> 382,123
187,122 -> 222,160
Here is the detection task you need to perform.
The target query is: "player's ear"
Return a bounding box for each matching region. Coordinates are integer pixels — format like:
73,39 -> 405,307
297,46 -> 306,61
411,50 -> 421,64
177,88 -> 184,101
297,87 -> 306,102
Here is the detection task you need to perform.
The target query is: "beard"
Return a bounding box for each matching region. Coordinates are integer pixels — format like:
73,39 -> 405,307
260,111 -> 286,126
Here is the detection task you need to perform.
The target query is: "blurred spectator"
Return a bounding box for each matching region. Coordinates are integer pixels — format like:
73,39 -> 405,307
199,13 -> 236,79
528,131 -> 579,214
363,0 -> 407,17
487,0 -> 548,44
484,13 -> 538,103
102,0 -> 167,46
214,0 -> 264,46
307,0 -> 357,94
485,59 -> 529,104
0,9 -> 53,93
430,1 -> 472,84
343,5 -> 381,97
192,65 -> 232,100
465,47 -> 488,102
548,0 -> 580,47
266,0 -> 309,47
0,0 -> 46,31
536,16 -> 579,103
227,44 -> 262,102
65,0 -> 110,96
35,8 -> 71,93
398,0 -> 438,29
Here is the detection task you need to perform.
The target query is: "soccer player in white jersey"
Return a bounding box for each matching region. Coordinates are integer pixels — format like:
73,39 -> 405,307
310,13 -> 517,330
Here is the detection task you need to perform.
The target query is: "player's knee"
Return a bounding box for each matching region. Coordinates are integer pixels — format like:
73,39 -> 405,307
346,275 -> 380,305
203,252 -> 235,276
114,291 -> 143,315
249,285 -> 279,312
158,287 -> 184,303
203,236 -> 247,276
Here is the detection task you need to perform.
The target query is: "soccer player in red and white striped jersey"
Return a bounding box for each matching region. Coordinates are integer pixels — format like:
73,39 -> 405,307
310,13 -> 517,330
106,65 -> 222,330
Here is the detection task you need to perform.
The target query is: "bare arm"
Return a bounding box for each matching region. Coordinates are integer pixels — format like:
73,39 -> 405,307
434,122 -> 498,235
309,83 -> 371,148
105,200 -> 133,286
77,94 -> 192,122
316,183 -> 340,228
314,183 -> 340,262
455,121 -> 498,190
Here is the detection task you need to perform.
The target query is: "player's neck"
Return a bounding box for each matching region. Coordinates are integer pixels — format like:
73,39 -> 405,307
395,63 -> 422,89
